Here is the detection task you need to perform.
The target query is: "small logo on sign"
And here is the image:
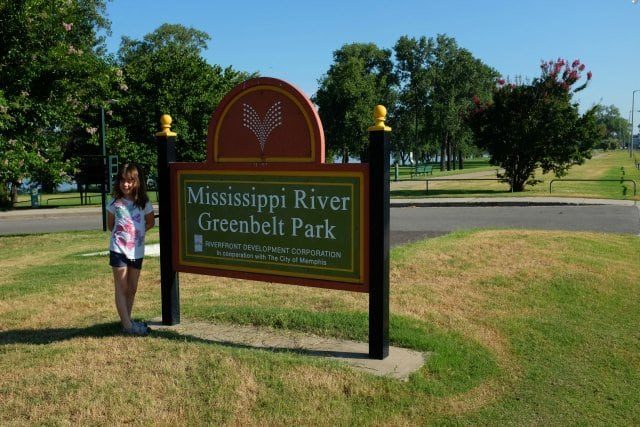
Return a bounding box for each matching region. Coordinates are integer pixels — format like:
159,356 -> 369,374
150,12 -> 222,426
242,101 -> 282,153
194,234 -> 203,252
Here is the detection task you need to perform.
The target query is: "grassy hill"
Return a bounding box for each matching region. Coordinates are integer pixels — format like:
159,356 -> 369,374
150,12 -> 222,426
1,228 -> 639,424
391,150 -> 640,200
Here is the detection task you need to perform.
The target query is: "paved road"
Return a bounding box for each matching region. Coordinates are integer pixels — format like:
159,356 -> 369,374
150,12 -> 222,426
389,204 -> 640,246
0,213 -> 105,235
2,202 -> 639,244
0,208 -> 158,235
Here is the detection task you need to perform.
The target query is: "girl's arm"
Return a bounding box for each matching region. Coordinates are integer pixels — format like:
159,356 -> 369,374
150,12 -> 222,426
145,211 -> 155,231
107,212 -> 115,232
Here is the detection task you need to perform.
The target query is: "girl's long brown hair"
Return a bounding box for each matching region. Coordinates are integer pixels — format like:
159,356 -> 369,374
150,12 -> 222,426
112,163 -> 149,209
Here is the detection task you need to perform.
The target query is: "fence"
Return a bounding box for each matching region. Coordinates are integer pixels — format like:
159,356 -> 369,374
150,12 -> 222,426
423,178 -> 512,194
11,193 -> 104,208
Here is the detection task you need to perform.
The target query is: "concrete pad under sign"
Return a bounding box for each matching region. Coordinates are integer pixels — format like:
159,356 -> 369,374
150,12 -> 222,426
149,319 -> 426,380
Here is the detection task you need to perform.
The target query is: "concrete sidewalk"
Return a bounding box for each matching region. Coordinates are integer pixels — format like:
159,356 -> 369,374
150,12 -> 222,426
0,197 -> 635,220
149,319 -> 426,380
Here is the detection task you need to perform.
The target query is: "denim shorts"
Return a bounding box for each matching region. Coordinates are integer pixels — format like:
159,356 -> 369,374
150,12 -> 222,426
109,251 -> 143,269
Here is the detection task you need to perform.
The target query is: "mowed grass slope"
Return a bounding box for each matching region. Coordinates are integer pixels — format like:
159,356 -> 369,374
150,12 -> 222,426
392,150 -> 640,200
1,229 -> 639,424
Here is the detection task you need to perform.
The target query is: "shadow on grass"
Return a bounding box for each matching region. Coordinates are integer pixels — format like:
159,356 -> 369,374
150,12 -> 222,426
0,323 -> 121,345
0,314 -> 498,394
151,326 -> 376,360
0,322 -> 372,360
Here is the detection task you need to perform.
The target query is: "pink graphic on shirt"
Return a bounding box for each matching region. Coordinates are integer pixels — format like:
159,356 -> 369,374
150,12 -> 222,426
109,198 -> 150,258
114,218 -> 136,250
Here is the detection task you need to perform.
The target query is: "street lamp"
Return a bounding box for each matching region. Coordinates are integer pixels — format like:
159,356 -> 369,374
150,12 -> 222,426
629,110 -> 635,154
99,99 -> 118,159
99,99 -> 118,231
631,90 -> 640,158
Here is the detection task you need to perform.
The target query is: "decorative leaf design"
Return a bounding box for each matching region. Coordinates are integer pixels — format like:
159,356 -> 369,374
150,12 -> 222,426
242,101 -> 283,153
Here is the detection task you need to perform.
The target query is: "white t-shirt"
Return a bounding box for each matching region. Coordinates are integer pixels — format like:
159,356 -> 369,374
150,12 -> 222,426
107,198 -> 154,259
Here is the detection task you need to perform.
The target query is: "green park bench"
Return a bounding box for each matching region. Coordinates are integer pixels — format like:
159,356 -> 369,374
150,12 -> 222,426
410,164 -> 434,178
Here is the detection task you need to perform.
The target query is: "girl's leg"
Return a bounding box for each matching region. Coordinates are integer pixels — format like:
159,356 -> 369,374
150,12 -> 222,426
112,267 -> 133,330
125,266 -> 141,318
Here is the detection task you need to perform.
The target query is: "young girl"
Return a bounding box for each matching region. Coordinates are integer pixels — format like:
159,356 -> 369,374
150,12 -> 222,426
107,163 -> 155,335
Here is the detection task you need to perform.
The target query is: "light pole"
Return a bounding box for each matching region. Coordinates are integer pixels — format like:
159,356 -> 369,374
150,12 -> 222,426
631,90 -> 640,157
627,110 -> 633,152
99,99 -> 118,231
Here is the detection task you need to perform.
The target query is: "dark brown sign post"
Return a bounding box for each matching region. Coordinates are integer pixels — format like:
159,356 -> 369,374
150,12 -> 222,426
367,106 -> 391,359
156,116 -> 180,325
156,77 -> 389,359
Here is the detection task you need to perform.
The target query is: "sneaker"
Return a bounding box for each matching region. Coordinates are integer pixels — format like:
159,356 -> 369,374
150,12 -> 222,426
134,320 -> 151,333
122,321 -> 149,336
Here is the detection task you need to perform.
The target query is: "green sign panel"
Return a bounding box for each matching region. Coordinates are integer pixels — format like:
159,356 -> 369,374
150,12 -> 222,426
176,170 -> 365,284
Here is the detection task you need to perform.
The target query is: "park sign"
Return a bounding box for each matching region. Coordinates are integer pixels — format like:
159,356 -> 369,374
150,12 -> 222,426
160,77 -> 390,358
172,166 -> 368,290
170,78 -> 370,292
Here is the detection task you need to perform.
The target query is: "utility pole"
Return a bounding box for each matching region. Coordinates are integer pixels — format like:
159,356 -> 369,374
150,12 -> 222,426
631,90 -> 639,158
100,106 -> 107,231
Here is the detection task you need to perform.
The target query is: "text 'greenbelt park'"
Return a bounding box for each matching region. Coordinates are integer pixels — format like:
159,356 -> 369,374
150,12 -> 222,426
187,185 -> 352,239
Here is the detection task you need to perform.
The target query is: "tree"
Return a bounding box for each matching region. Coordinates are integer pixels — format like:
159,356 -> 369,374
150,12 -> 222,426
469,59 -> 600,191
593,104 -> 629,150
0,0 -> 119,205
391,35 -> 496,169
393,36 -> 432,164
115,24 -> 250,174
0,89 -> 29,205
313,43 -> 396,162
427,35 -> 497,170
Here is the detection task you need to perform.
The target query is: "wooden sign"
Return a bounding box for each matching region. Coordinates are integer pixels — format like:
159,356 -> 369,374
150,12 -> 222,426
170,77 -> 369,292
207,77 -> 325,164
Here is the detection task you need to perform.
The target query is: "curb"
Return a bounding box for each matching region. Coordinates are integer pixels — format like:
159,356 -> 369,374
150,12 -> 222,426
390,198 -> 637,208
390,201 -> 633,208
0,205 -> 158,220
1,199 -> 636,220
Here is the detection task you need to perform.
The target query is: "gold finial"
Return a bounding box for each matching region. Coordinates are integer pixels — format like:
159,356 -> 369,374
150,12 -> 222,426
367,105 -> 392,131
155,114 -> 177,137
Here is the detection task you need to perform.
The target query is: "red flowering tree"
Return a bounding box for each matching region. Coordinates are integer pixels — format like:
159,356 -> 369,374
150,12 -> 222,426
469,59 -> 600,191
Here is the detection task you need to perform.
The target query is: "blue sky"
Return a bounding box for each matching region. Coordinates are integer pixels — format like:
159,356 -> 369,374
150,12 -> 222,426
104,0 -> 640,119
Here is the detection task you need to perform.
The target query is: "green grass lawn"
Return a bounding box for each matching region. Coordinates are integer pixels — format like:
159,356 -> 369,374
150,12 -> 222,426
392,150 -> 640,200
9,150 -> 639,209
1,229 -> 638,424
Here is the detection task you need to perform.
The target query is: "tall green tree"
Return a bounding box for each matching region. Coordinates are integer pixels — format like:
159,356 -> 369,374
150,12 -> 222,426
469,59 -> 600,191
115,24 -> 250,174
0,0 -> 118,205
313,43 -> 396,162
393,36 -> 432,164
0,89 -> 24,205
593,104 -> 629,150
427,35 -> 497,170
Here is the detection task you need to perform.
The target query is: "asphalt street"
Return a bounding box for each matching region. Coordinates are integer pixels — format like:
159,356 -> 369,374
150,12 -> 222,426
388,204 -> 640,246
1,202 -> 638,246
0,209 -> 115,235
